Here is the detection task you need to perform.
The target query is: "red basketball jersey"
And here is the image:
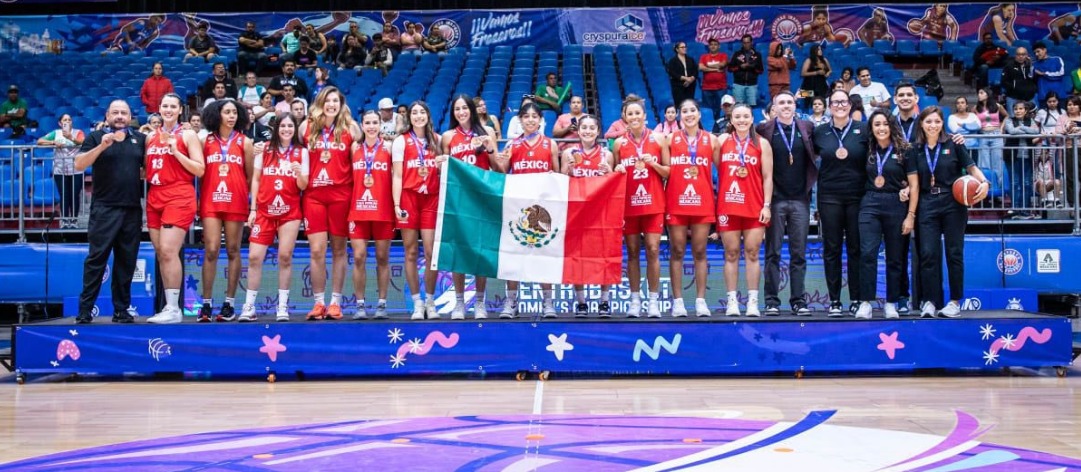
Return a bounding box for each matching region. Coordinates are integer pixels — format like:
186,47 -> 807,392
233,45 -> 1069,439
401,132 -> 439,194
666,130 -> 716,216
146,128 -> 195,189
256,145 -> 304,220
508,135 -> 555,174
447,127 -> 491,170
349,139 -> 394,222
617,130 -> 666,216
567,145 -> 608,178
717,133 -> 766,219
201,131 -> 249,215
303,124 -> 354,192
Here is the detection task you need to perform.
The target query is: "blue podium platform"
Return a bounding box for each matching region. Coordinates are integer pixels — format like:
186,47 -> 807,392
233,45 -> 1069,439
12,311 -> 1073,380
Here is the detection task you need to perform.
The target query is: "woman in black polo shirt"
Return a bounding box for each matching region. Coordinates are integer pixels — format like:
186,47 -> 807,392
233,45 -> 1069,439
855,110 -> 917,320
813,88 -> 869,316
908,106 -> 990,318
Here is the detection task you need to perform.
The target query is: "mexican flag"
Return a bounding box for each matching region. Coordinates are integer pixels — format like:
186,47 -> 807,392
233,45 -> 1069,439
433,158 -> 626,285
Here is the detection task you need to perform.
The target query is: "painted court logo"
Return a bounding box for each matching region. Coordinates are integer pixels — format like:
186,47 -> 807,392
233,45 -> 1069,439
509,204 -> 559,248
997,249 -> 1023,275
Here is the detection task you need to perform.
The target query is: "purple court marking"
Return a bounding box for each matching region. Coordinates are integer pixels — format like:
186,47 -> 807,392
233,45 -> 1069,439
2,414 -> 1079,471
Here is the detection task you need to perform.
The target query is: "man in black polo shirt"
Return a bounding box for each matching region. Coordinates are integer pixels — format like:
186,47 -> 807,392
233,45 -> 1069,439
268,60 -> 308,105
73,100 -> 147,324
200,62 -> 238,102
236,21 -> 267,75
757,92 -> 817,316
894,83 -> 919,315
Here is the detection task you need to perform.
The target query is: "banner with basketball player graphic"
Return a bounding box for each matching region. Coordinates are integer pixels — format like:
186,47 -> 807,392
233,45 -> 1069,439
432,158 -> 625,286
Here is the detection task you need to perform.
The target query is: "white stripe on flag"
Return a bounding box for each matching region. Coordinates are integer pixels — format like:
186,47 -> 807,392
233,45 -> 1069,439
497,172 -> 569,284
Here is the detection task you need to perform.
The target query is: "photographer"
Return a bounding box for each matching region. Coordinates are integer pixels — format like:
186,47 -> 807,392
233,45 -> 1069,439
553,96 -> 586,151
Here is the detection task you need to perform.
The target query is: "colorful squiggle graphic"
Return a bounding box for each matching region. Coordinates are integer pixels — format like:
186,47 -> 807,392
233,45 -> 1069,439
990,327 -> 1052,355
395,331 -> 459,358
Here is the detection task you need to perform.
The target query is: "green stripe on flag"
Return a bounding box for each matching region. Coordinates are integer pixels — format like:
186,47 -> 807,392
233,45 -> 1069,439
433,158 -> 506,278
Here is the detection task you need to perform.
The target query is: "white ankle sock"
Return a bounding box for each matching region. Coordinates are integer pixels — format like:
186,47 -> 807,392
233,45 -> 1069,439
330,292 -> 342,305
506,288 -> 517,300
278,290 -> 289,310
164,289 -> 180,309
245,290 -> 257,306
314,292 -> 325,305
224,297 -> 235,307
576,290 -> 586,303
600,287 -> 610,301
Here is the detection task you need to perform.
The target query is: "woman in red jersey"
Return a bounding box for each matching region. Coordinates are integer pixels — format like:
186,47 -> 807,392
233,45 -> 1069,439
493,102 -> 560,319
198,99 -> 254,322
613,94 -> 669,319
145,93 -> 205,325
393,101 -> 443,321
300,86 -> 360,321
240,114 -> 309,323
662,98 -> 717,319
560,114 -> 615,318
349,110 -> 395,321
716,103 -> 774,318
441,94 -> 498,320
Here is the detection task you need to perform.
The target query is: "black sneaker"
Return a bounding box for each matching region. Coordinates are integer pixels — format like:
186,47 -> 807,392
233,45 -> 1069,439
827,301 -> 844,317
75,313 -> 93,324
764,303 -> 780,316
792,300 -> 812,316
896,297 -> 911,316
112,312 -> 135,323
849,302 -> 859,315
574,302 -> 588,318
197,304 -> 212,323
598,301 -> 611,318
216,302 -> 236,322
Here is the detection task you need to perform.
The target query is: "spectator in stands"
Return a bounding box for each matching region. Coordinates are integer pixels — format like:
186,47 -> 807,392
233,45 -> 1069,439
304,23 -> 330,62
808,96 -> 829,126
975,87 -> 1007,191
838,67 -> 856,93
0,85 -> 29,138
139,62 -> 174,115
294,37 -> 319,69
1004,100 -> 1039,218
474,97 -> 501,142
200,62 -> 238,102
183,24 -> 218,63
849,67 -> 891,116
138,113 -> 162,135
253,92 -> 274,126
366,34 -> 394,75
971,32 -> 1008,90
422,25 -> 448,55
1002,47 -> 1037,111
848,94 -> 866,122
1036,92 -> 1065,144
1032,42 -> 1069,104
604,117 -> 628,140
767,41 -> 797,100
507,96 -> 547,140
269,60 -> 309,104
715,94 -> 736,132
244,107 -> 272,144
237,71 -> 265,110
798,45 -> 831,109
382,23 -> 402,59
237,21 -> 266,75
290,98 -> 308,125
728,34 -> 764,107
202,82 -> 229,110
346,20 -> 369,49
948,96 -> 982,154
37,114 -> 86,225
758,92 -> 816,316
401,22 -> 423,55
378,97 -> 405,140
310,67 -> 335,102
667,42 -> 698,109
1035,92 -> 1066,209
280,24 -> 303,62
534,72 -> 570,112
274,84 -> 299,117
188,113 -> 208,140
699,38 -> 728,131
1056,96 -> 1081,206
653,104 -> 681,135
72,100 -> 146,324
554,95 -> 586,148
337,34 -> 367,71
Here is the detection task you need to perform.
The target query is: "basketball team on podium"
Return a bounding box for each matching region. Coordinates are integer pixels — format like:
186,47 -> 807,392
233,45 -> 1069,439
72,78 -> 990,326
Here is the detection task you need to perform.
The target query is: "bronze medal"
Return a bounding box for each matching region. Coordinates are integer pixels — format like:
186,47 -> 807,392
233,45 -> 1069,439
736,166 -> 749,178
836,148 -> 849,159
470,136 -> 485,150
635,159 -> 646,170
874,175 -> 886,188
320,150 -> 332,163
688,167 -> 699,178
218,164 -> 228,177
419,167 -> 429,178
364,174 -> 375,187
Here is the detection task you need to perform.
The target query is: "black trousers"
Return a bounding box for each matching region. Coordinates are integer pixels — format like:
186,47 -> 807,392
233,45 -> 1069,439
858,192 -> 906,303
78,204 -> 142,316
53,174 -> 84,218
818,193 -> 862,302
917,192 -> 968,307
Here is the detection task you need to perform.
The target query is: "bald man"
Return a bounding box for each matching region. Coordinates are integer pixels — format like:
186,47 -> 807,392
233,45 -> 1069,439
73,100 -> 148,324
1002,47 -> 1037,111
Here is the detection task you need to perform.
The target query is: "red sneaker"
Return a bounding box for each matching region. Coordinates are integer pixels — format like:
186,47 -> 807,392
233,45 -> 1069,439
306,302 -> 326,321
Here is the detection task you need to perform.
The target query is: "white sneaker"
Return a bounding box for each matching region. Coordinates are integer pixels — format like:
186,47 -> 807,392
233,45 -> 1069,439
670,298 -> 688,318
411,301 -> 426,320
938,301 -> 961,318
647,299 -> 661,318
147,306 -> 182,324
725,298 -> 741,317
695,298 -> 711,317
425,300 -> 439,319
352,305 -> 368,320
884,303 -> 899,319
542,301 -> 557,318
920,301 -> 936,318
238,304 -> 258,322
855,301 -> 872,319
276,307 -> 290,322
474,301 -> 488,320
627,299 -> 642,318
451,302 -> 466,320
500,297 -> 517,319
745,299 -> 761,317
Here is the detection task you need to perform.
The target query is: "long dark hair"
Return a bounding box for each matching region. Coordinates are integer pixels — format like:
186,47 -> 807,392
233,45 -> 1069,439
201,99 -> 250,135
407,100 -> 440,148
848,93 -> 865,118
266,113 -> 302,167
678,98 -> 701,129
809,45 -> 826,69
975,87 -> 998,114
450,94 -> 487,137
866,110 -> 910,162
914,106 -> 948,145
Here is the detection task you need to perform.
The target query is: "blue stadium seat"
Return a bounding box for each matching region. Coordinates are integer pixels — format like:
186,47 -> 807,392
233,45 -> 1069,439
895,40 -> 918,58
0,178 -> 17,207
918,40 -> 942,57
29,178 -> 58,206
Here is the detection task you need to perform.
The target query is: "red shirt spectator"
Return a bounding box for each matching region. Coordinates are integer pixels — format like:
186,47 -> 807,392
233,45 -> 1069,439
140,62 -> 174,114
699,46 -> 729,91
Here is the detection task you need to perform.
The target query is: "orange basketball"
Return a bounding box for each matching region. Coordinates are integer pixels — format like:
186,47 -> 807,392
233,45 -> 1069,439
952,175 -> 982,206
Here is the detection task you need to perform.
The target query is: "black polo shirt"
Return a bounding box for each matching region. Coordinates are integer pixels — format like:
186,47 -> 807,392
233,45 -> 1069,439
239,31 -> 265,53
866,143 -> 918,193
896,115 -> 918,144
770,120 -> 809,200
80,128 -> 146,208
813,119 -> 869,198
907,140 -> 974,193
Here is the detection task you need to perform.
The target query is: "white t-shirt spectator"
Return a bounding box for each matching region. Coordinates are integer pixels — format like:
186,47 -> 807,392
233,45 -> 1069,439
849,81 -> 891,115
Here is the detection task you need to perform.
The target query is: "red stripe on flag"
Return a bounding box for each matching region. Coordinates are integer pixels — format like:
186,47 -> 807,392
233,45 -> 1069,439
563,173 -> 626,285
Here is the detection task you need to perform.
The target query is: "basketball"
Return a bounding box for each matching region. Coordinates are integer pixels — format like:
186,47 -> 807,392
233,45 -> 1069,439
953,175 -> 982,206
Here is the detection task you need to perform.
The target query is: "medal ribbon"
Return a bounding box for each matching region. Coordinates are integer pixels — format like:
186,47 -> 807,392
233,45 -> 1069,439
320,126 -> 333,154
363,139 -> 381,177
684,130 -> 698,163
830,119 -> 853,154
875,144 -> 892,177
216,131 -> 238,164
897,117 -> 915,142
733,132 -> 751,168
627,129 -> 650,158
409,131 -> 429,176
925,143 -> 941,186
